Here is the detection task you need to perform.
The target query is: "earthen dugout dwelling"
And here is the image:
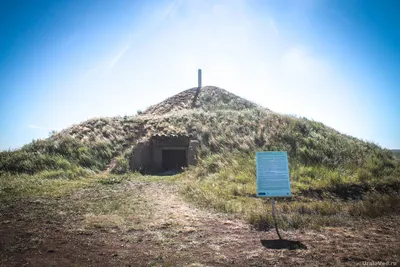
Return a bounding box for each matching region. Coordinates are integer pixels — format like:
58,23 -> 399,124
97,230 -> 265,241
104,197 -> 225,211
130,134 -> 199,173
130,69 -> 201,173
130,69 -> 202,174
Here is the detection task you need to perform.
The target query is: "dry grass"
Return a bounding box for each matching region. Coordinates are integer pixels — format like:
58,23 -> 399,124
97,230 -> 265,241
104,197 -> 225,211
180,152 -> 400,230
2,86 -> 397,180
1,170 -> 400,266
0,172 -> 94,201
1,86 -> 399,233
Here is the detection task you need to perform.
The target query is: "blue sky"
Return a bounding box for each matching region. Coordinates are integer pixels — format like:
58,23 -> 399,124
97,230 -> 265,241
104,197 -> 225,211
0,0 -> 399,150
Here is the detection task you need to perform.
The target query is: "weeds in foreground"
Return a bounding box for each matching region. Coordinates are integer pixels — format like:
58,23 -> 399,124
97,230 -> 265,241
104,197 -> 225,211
348,193 -> 400,218
0,171 -> 141,202
0,171 -> 151,232
0,172 -> 94,201
181,152 -> 400,230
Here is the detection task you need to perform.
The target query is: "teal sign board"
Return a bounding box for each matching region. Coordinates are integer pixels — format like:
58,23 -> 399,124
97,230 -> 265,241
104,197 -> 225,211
256,151 -> 291,197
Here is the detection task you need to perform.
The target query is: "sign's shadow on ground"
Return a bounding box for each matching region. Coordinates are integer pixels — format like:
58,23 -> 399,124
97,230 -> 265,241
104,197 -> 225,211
261,239 -> 307,250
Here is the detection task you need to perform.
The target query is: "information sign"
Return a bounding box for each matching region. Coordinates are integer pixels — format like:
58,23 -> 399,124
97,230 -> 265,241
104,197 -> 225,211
256,151 -> 291,197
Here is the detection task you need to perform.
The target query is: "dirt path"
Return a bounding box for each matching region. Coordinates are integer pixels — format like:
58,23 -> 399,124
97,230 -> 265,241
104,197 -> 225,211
1,179 -> 399,266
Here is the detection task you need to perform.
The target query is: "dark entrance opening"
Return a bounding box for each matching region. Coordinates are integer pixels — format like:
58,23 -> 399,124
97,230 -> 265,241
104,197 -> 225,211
162,149 -> 187,171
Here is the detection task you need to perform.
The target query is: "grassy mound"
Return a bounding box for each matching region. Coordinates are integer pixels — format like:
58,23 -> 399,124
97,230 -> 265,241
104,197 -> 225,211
1,86 -> 399,229
143,86 -> 265,115
180,143 -> 399,230
0,136 -> 114,176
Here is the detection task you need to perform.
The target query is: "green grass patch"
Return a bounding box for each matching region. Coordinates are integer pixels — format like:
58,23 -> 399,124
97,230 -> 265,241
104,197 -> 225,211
0,172 -> 95,201
181,152 -> 400,230
0,136 -> 116,175
348,193 -> 400,218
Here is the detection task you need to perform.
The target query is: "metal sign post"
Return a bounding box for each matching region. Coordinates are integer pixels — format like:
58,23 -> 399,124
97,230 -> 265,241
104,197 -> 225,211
256,151 -> 291,240
271,198 -> 282,240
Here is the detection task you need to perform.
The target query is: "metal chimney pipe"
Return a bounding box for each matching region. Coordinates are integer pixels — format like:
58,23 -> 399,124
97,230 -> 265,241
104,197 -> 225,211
198,69 -> 202,88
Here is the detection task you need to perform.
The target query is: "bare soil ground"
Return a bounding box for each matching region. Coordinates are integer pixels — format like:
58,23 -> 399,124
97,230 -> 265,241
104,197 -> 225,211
1,179 -> 399,267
